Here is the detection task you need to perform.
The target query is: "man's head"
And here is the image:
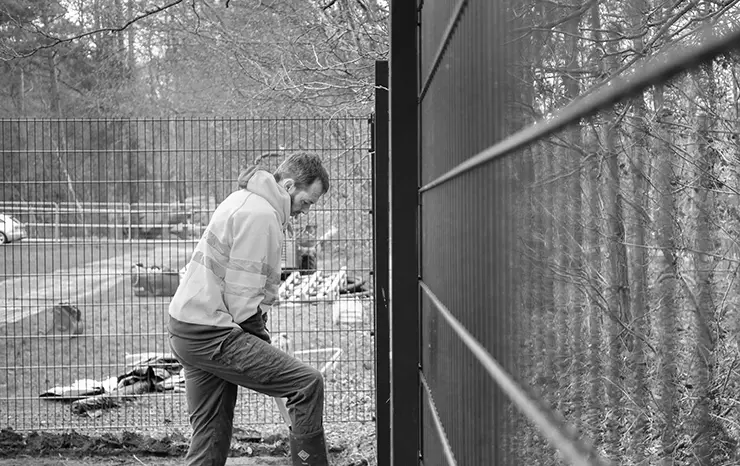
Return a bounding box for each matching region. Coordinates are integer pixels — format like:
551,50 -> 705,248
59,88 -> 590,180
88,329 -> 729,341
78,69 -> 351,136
273,152 -> 330,218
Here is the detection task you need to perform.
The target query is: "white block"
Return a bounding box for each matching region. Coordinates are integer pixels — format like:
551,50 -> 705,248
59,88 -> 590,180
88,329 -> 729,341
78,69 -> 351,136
332,298 -> 365,325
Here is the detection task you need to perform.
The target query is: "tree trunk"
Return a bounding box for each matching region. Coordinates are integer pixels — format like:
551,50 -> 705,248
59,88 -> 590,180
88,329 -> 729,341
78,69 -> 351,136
146,31 -> 159,107
562,4 -> 584,424
519,145 -> 538,460
127,0 -> 136,72
48,51 -> 61,117
554,143 -> 570,414
733,65 -> 740,348
691,111 -> 718,464
543,148 -> 558,397
653,85 -> 678,464
584,125 -> 605,443
48,51 -> 87,233
604,127 -> 631,322
627,97 -> 650,461
602,43 -> 630,458
19,66 -> 26,115
50,126 -> 86,234
114,0 -> 124,49
127,122 -> 140,205
627,2 -> 651,460
586,1 -> 605,445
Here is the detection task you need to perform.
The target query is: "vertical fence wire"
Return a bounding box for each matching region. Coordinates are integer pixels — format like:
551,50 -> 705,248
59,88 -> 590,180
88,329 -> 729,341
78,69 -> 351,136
0,117 -> 374,432
410,0 -> 740,464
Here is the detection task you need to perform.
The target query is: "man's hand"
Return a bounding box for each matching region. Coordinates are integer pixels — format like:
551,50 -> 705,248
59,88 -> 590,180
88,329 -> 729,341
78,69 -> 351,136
237,311 -> 271,344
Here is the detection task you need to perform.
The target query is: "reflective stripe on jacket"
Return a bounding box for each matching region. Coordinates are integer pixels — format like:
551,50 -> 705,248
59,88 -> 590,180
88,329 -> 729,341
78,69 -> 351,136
168,169 -> 290,329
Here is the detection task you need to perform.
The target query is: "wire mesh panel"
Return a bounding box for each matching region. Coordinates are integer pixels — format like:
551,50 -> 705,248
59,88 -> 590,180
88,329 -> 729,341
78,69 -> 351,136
0,117 -> 374,432
406,0 -> 740,465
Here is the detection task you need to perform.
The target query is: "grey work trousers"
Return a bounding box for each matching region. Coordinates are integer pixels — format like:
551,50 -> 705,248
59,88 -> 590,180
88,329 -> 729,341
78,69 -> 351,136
169,327 -> 325,466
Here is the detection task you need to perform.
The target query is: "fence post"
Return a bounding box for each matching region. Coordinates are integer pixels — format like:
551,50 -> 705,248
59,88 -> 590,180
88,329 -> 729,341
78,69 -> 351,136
373,59 -> 391,466
389,2 -> 420,465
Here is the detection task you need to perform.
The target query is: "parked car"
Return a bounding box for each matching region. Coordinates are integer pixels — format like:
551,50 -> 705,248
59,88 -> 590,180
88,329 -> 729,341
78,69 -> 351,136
0,214 -> 27,244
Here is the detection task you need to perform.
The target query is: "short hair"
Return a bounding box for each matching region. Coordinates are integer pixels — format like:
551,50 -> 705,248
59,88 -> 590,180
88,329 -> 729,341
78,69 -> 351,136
273,152 -> 330,194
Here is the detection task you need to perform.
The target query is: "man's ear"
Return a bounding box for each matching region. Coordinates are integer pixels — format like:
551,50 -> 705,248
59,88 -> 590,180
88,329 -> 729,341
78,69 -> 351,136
282,178 -> 295,192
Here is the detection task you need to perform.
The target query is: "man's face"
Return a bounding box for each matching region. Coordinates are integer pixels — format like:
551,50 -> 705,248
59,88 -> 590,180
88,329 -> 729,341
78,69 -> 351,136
285,179 -> 324,218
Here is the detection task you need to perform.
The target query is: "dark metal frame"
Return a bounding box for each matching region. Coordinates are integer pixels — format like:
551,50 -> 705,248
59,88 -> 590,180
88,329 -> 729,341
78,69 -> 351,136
372,59 -> 391,466
385,0 -> 740,465
388,1 -> 420,465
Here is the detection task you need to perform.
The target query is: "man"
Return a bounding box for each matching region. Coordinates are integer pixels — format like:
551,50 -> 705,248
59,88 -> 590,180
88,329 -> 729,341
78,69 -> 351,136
168,152 -> 331,466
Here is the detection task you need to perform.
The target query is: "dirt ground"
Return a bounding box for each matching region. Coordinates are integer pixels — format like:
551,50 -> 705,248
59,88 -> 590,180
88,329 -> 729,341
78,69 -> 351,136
0,457 -> 292,465
0,425 -> 375,466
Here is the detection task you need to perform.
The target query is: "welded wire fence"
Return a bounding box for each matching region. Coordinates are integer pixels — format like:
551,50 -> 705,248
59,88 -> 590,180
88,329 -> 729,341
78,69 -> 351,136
0,117 -> 375,432
395,1 -> 740,465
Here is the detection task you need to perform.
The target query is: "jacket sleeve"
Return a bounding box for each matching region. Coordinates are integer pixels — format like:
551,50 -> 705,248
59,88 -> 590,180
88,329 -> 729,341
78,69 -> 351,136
224,208 -> 283,324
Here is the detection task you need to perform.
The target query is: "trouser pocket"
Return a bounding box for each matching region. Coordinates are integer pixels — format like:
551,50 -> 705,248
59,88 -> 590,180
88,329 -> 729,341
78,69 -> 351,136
211,328 -> 283,383
237,310 -> 271,343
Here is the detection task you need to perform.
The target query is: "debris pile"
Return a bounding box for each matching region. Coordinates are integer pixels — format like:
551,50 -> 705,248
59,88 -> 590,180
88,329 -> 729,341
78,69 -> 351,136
40,353 -> 184,417
39,343 -> 340,418
130,263 -> 180,297
279,267 -> 348,302
47,302 -> 85,336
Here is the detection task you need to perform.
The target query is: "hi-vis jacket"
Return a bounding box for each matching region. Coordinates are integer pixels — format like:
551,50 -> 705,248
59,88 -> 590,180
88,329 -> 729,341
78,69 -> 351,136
168,167 -> 290,333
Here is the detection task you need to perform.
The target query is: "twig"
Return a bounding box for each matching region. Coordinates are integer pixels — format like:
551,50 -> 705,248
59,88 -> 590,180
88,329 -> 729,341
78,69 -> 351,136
512,0 -> 600,35
719,353 -> 739,397
7,0 -> 186,59
322,0 -> 339,10
133,454 -> 147,465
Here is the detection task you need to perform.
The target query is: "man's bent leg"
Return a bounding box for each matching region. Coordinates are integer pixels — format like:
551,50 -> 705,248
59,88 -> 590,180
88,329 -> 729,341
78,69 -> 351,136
198,328 -> 325,436
281,360 -> 324,436
211,329 -> 328,465
173,328 -> 328,465
183,365 -> 238,466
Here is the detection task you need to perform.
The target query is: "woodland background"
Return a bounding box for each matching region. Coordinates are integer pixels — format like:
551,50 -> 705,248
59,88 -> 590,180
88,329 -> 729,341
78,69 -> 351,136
0,0 -> 385,117
509,0 -> 740,465
4,0 -> 740,465
0,0 -> 383,229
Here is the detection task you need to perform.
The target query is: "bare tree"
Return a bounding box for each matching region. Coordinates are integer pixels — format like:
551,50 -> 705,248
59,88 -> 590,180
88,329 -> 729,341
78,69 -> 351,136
600,15 -> 632,457
690,109 -> 719,464
626,0 -> 651,459
652,91 -> 679,463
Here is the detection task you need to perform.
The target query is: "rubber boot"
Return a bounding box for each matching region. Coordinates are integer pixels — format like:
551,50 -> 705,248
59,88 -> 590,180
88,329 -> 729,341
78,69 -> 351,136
289,429 -> 329,466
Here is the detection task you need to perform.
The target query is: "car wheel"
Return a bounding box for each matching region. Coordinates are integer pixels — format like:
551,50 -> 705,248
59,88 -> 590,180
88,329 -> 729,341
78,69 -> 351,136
0,233 -> 7,245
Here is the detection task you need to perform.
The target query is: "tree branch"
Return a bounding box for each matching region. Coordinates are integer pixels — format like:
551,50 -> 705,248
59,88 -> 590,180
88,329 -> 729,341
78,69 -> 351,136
322,0 -> 339,10
513,0 -> 601,35
5,0 -> 187,60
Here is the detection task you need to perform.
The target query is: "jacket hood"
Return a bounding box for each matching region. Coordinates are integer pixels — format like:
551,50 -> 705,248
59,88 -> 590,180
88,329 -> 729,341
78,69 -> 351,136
239,165 -> 291,228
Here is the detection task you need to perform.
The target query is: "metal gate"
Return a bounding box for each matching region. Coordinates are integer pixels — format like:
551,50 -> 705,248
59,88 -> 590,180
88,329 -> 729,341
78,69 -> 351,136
386,1 -> 740,465
0,117 -> 375,432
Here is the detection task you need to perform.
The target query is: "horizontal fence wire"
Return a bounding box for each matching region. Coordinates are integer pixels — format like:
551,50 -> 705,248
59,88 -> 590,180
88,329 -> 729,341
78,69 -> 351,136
419,282 -> 604,466
0,117 -> 375,432
418,0 -> 468,102
419,371 -> 458,466
419,18 -> 740,194
414,0 -> 740,465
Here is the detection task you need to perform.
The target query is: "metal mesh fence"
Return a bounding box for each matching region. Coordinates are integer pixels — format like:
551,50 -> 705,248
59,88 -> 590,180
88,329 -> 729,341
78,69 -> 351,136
399,0 -> 740,465
0,117 -> 375,432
